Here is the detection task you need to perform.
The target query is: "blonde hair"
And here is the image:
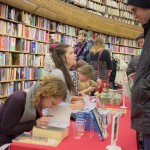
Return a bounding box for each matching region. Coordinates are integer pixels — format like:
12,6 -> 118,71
77,64 -> 94,79
33,75 -> 67,108
75,60 -> 87,70
91,36 -> 105,54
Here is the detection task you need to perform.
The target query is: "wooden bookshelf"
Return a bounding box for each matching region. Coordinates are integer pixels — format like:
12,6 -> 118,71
0,0 -> 143,99
0,0 -> 143,39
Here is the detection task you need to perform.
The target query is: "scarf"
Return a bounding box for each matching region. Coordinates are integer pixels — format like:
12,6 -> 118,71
19,81 -> 41,123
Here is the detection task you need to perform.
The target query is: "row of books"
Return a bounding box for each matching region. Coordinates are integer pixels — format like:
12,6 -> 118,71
66,0 -> 140,24
57,24 -> 78,36
87,1 -> 134,19
0,20 -> 50,42
0,4 -> 140,47
50,33 -> 77,46
0,81 -> 35,96
0,3 -> 52,29
112,53 -> 132,62
88,2 -> 120,16
105,44 -> 139,55
0,20 -> 23,37
0,52 -> 44,66
0,36 -> 49,53
87,9 -> 140,25
0,67 -> 43,81
105,35 -> 139,47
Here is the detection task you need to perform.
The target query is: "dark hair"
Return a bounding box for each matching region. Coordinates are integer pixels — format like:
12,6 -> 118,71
50,43 -> 75,93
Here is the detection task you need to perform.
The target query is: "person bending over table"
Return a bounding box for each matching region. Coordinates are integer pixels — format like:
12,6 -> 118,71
0,75 -> 67,148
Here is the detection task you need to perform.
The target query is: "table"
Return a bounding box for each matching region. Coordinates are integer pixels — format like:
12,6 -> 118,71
9,98 -> 138,150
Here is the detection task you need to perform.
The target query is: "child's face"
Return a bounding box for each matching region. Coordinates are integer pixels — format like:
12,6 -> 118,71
78,72 -> 90,82
65,46 -> 76,68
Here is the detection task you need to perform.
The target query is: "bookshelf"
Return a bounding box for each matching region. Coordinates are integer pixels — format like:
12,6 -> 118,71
62,0 -> 141,26
0,0 -> 143,102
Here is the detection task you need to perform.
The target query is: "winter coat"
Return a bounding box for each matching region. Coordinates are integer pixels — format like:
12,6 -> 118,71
126,55 -> 140,75
74,40 -> 94,62
131,20 -> 150,134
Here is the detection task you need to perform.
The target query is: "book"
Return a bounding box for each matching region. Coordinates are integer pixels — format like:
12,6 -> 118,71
13,132 -> 61,147
32,126 -> 69,141
82,95 -> 104,140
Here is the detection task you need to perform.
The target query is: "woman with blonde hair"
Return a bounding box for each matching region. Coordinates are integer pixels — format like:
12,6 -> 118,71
0,75 -> 67,147
88,36 -> 112,82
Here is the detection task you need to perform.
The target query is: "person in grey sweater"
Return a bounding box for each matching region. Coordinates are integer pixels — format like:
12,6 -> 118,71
49,43 -> 85,109
0,75 -> 67,148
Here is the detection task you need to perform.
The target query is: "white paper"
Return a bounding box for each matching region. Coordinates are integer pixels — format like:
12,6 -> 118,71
47,103 -> 71,128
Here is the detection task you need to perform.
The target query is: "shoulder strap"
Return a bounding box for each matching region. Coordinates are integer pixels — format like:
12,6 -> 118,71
98,50 -> 103,78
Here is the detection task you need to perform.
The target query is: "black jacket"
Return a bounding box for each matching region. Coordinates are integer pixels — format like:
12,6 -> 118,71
126,55 -> 140,75
109,58 -> 118,82
131,20 -> 150,134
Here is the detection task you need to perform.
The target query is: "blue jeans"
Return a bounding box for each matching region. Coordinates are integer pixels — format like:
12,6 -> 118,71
143,134 -> 150,150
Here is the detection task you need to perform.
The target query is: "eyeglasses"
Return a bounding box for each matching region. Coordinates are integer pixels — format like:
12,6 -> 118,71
131,7 -> 137,15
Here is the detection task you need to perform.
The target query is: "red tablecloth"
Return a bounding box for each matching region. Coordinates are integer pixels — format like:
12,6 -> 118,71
9,98 -> 138,150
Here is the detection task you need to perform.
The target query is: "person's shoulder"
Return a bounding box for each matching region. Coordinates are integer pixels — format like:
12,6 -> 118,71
51,69 -> 65,80
51,68 -> 63,74
87,39 -> 94,46
6,91 -> 26,104
103,49 -> 110,53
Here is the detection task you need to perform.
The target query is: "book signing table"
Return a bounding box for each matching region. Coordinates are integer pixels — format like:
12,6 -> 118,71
9,98 -> 138,150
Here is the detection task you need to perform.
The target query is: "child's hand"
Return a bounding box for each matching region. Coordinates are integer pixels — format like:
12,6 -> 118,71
87,86 -> 95,92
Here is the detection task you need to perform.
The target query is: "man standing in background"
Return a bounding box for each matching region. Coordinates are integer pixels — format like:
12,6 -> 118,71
126,33 -> 144,77
127,0 -> 150,150
74,30 -> 94,62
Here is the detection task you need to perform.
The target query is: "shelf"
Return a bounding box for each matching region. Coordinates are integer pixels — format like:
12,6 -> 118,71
69,1 -> 139,23
25,38 -> 49,44
0,0 -> 143,39
105,42 -> 139,49
0,79 -> 41,83
0,95 -> 7,98
0,49 -> 45,55
25,23 -> 55,32
0,17 -> 21,23
89,0 -> 130,12
0,65 -> 44,68
111,51 -> 135,56
0,33 -> 24,39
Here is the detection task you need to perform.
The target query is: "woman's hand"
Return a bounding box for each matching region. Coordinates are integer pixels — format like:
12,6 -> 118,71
36,116 -> 50,127
96,78 -> 102,88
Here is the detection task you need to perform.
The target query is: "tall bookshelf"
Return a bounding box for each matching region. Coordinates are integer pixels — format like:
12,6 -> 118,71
62,0 -> 141,26
0,0 -> 143,102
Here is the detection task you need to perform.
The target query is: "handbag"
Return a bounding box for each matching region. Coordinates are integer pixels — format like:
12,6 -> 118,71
96,50 -> 109,93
